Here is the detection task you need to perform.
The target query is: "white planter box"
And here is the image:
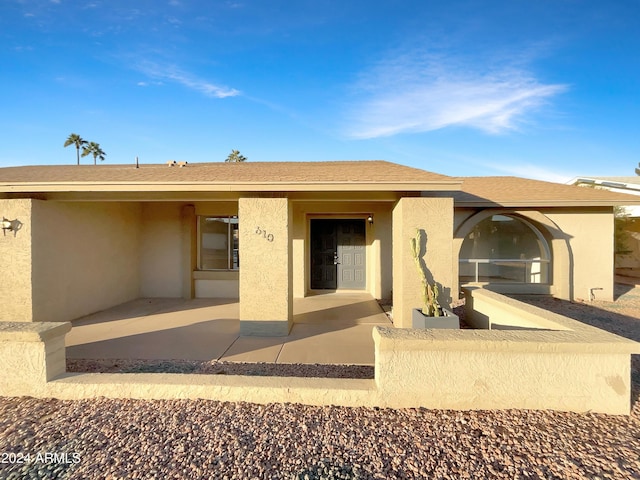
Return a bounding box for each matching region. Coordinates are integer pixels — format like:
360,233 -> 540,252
412,308 -> 460,329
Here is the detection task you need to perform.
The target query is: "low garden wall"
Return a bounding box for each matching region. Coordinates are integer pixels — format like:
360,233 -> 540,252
374,326 -> 635,414
1,289 -> 638,414
373,287 -> 637,414
463,286 -> 571,330
0,322 -> 379,407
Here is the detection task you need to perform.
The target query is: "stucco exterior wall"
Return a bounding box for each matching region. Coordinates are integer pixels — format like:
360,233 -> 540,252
31,201 -> 142,322
546,208 -> 614,301
239,197 -> 293,336
371,209 -> 392,300
139,203 -> 183,298
292,204 -> 305,298
0,199 -> 35,321
194,271 -> 239,298
393,197 -> 454,328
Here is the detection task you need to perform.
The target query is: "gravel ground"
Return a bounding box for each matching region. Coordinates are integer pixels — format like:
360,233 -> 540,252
1,285 -> 639,479
66,359 -> 374,379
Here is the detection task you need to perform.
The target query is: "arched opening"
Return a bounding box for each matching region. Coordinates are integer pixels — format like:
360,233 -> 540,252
459,214 -> 551,284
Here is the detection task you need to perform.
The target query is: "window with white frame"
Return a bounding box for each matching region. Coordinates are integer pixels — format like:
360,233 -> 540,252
459,215 -> 550,284
198,216 -> 239,270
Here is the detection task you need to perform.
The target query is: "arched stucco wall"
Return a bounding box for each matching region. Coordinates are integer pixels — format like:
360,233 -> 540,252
453,210 -> 573,300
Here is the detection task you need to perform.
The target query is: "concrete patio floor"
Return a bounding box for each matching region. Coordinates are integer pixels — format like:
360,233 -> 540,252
65,292 -> 392,366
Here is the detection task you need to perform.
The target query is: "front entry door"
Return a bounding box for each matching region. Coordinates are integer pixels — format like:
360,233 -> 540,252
310,219 -> 366,290
310,220 -> 337,289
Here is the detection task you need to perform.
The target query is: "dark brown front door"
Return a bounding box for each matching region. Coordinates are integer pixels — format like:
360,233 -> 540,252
310,219 -> 366,290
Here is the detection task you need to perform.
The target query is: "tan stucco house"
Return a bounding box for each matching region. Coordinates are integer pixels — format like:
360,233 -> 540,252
0,160 -> 637,336
568,176 -> 640,275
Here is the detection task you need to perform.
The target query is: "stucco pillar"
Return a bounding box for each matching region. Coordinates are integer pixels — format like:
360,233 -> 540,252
0,199 -> 34,322
551,237 -> 571,301
239,197 -> 293,336
0,322 -> 70,396
181,205 -> 197,299
392,197 -> 454,328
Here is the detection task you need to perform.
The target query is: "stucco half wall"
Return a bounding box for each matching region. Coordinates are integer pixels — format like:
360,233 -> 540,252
2,313 -> 636,415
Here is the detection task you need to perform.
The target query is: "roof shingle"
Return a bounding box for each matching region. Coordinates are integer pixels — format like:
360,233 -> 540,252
452,176 -> 640,206
0,161 -> 454,184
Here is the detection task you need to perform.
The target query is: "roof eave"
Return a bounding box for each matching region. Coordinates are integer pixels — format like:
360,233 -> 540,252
455,200 -> 640,208
0,180 -> 462,193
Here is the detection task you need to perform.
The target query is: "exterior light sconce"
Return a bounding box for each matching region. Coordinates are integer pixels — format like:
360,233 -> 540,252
2,217 -> 14,235
367,214 -> 374,225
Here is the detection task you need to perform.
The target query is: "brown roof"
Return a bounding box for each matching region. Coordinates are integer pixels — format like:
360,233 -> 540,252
2,162 -> 638,205
454,176 -> 640,207
0,161 -> 459,193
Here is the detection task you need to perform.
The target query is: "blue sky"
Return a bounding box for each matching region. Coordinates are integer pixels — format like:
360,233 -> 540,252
1,0 -> 639,182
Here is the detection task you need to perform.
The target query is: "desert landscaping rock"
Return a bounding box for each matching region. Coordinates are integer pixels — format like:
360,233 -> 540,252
1,285 -> 639,479
66,359 -> 375,379
0,396 -> 638,479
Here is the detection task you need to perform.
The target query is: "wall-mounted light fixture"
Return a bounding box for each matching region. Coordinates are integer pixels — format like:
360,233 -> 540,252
367,214 -> 374,225
2,217 -> 14,235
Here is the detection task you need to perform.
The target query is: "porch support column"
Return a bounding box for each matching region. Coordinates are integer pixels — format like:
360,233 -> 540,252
392,197 -> 454,328
181,205 -> 196,299
239,197 -> 293,336
0,199 -> 34,322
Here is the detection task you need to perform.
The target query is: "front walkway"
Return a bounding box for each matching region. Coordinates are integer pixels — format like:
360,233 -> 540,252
65,292 -> 392,366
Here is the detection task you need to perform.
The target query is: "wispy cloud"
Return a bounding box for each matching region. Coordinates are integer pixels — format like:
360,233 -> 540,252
483,161 -> 575,183
346,50 -> 567,139
136,61 -> 240,98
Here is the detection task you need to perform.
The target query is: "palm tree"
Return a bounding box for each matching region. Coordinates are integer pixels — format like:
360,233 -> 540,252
81,142 -> 106,165
64,133 -> 87,165
635,162 -> 639,175
225,149 -> 247,162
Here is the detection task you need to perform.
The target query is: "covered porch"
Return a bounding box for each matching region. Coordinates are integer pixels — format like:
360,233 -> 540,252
65,292 -> 392,366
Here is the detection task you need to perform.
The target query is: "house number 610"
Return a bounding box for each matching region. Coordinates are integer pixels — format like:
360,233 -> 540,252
255,226 -> 274,242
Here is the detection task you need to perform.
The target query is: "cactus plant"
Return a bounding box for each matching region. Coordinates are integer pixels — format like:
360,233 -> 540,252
409,229 -> 441,317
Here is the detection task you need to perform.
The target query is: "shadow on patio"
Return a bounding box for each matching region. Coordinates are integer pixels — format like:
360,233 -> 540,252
65,293 -> 392,366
